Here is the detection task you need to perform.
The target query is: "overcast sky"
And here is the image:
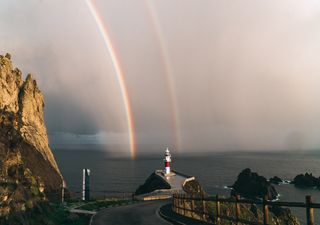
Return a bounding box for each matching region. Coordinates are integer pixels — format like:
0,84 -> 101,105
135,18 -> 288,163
1,0 -> 320,155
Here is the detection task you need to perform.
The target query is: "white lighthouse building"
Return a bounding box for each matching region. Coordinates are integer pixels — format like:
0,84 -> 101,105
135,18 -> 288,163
134,147 -> 197,200
164,148 -> 172,175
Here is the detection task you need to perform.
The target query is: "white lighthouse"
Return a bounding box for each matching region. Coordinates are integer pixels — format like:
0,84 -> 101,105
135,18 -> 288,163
164,148 -> 172,175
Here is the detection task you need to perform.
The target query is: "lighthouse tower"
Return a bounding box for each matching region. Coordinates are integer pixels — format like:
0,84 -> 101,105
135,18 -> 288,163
164,148 -> 172,175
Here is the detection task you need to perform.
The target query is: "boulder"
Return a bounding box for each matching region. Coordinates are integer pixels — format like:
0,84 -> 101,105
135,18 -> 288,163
231,168 -> 278,200
270,176 -> 283,185
135,172 -> 170,195
183,179 -> 206,195
292,173 -> 320,188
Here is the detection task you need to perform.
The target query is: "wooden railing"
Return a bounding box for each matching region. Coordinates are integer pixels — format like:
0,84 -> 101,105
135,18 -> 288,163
172,193 -> 320,225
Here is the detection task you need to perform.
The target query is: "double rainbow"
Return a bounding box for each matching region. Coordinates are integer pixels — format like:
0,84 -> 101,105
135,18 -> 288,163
86,0 -> 180,158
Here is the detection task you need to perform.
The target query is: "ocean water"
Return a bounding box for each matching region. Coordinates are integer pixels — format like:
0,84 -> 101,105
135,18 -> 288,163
54,150 -> 320,224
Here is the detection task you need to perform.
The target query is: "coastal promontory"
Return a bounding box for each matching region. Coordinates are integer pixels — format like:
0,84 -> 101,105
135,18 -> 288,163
0,53 -> 63,224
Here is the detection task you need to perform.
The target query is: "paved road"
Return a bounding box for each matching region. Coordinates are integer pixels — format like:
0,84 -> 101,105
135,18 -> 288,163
91,200 -> 172,225
157,171 -> 188,190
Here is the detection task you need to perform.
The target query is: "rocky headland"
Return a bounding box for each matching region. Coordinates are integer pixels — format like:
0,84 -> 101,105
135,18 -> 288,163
135,172 -> 171,195
0,53 -> 63,224
231,168 -> 278,200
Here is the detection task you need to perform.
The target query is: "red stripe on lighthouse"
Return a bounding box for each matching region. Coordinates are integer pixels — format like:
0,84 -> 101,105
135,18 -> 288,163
165,162 -> 170,167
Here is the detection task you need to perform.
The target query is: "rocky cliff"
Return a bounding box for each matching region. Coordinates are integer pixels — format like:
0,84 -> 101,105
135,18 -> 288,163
0,53 -> 63,222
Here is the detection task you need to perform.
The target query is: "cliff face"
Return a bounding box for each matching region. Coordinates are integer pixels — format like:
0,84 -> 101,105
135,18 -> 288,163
0,53 -> 63,220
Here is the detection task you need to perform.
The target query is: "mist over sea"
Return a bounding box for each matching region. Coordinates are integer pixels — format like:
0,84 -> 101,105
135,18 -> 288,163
54,149 -> 320,224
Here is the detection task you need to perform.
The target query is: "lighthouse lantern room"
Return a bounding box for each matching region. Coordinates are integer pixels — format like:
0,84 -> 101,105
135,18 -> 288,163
164,148 -> 172,175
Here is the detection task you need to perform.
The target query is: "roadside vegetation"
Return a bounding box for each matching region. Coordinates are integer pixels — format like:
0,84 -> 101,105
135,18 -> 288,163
78,198 -> 139,211
46,203 -> 91,225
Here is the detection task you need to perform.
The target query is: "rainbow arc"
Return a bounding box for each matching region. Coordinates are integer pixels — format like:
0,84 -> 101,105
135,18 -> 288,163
86,0 -> 137,159
144,1 -> 181,151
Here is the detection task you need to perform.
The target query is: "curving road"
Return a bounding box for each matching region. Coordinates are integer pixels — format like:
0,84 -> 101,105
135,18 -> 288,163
91,200 -> 172,225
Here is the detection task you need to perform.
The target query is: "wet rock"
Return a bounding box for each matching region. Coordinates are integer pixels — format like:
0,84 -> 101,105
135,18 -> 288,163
231,168 -> 278,200
292,173 -> 320,188
270,176 -> 283,185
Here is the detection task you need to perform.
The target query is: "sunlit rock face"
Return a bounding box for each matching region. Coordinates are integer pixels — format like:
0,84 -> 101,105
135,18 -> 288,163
0,53 -> 63,220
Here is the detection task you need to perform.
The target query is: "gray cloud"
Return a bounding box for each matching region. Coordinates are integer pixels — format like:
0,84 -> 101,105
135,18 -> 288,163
1,0 -> 320,154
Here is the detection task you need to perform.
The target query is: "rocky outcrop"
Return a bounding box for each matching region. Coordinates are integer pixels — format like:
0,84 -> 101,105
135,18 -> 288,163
269,176 -> 283,185
292,173 -> 320,188
173,174 -> 299,225
231,168 -> 278,200
135,172 -> 170,195
183,179 -> 206,195
230,169 -> 300,224
270,206 -> 300,225
0,53 -> 63,222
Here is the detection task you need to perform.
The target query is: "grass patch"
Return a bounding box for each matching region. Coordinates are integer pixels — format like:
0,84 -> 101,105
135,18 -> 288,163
78,199 -> 138,211
46,203 -> 91,225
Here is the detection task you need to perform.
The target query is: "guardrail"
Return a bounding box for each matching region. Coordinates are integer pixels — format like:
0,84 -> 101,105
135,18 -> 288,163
172,193 -> 320,225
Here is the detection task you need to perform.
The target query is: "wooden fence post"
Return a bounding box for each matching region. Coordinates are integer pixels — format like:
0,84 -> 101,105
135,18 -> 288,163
179,193 -> 182,215
183,194 -> 187,216
177,194 -> 179,213
202,192 -> 206,221
172,194 -> 175,211
191,194 -> 195,218
235,195 -> 241,225
263,195 -> 269,225
306,195 -> 314,225
173,194 -> 176,213
176,193 -> 179,214
216,195 -> 221,225
177,193 -> 179,214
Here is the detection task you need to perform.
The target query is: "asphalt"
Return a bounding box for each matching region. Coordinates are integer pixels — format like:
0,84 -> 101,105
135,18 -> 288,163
91,200 -> 172,225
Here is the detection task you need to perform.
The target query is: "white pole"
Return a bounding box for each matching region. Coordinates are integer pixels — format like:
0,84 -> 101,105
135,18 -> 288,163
82,169 -> 91,201
82,169 -> 85,201
61,180 -> 65,203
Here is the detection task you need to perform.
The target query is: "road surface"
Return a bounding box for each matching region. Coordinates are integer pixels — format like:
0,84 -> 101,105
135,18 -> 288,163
91,200 -> 171,225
